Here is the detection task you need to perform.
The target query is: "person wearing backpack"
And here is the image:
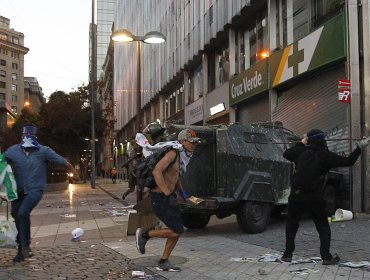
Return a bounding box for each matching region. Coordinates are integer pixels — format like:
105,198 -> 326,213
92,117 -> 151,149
281,128 -> 368,265
135,128 -> 200,272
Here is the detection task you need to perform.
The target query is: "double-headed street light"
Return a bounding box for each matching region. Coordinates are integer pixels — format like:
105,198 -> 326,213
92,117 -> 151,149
111,29 -> 166,133
112,28 -> 165,201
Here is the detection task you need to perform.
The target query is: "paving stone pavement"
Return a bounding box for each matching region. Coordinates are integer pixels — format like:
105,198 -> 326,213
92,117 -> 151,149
0,179 -> 369,279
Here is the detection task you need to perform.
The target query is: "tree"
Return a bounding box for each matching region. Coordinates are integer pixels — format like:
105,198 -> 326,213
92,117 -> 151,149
0,86 -> 106,169
0,106 -> 40,151
37,86 -> 106,166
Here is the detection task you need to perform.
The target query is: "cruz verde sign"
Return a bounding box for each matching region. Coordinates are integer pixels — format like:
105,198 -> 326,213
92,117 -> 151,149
270,12 -> 346,87
229,59 -> 268,106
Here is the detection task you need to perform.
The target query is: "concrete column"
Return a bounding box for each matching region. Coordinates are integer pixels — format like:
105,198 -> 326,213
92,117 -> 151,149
229,29 -> 236,77
286,0 -> 294,44
347,0 -> 362,212
159,94 -> 165,124
184,71 -> 189,108
268,0 -> 278,121
361,0 -> 370,212
202,53 -> 208,125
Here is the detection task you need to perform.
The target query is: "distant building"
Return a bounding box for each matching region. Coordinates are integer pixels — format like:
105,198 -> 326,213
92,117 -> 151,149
97,0 -> 115,79
0,15 -> 29,132
24,77 -> 46,113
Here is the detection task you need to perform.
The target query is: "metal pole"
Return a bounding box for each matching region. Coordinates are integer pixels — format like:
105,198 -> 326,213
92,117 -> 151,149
136,41 -> 143,202
90,0 -> 96,189
136,41 -> 141,133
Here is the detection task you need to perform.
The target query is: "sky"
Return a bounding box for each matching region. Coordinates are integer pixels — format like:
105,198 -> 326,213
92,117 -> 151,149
2,0 -> 91,98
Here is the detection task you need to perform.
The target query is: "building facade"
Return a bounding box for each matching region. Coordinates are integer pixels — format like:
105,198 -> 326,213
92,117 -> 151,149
24,77 -> 45,113
113,0 -> 370,212
96,0 -> 115,79
0,15 -> 29,133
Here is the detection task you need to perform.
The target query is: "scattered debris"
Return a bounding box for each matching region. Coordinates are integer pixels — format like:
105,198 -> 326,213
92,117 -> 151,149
230,257 -> 258,263
340,261 -> 370,268
87,258 -> 95,261
258,253 -> 283,263
290,257 -> 321,265
132,271 -> 146,278
108,210 -> 129,216
60,214 -> 76,218
289,268 -> 319,276
71,227 -> 84,241
257,268 -> 268,275
230,253 -> 283,263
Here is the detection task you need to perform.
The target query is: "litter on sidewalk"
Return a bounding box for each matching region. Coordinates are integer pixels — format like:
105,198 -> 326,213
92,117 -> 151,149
132,271 -> 146,278
340,261 -> 370,268
289,268 -> 319,275
230,257 -> 258,263
230,253 -> 283,263
290,257 -> 321,265
60,214 -> 76,218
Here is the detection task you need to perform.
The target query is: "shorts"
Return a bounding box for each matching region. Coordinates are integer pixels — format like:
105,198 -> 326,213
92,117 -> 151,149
151,192 -> 184,234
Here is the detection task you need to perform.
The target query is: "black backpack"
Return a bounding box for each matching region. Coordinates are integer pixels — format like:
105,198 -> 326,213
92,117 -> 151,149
293,148 -> 326,192
137,147 -> 178,190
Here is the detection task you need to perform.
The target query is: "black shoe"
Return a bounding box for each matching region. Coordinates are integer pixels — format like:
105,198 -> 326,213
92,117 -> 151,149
281,252 -> 292,262
322,254 -> 340,265
122,194 -> 126,200
13,250 -> 24,262
21,246 -> 33,259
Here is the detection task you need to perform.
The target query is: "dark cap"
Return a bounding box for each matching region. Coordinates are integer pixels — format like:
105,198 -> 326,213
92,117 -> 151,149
307,129 -> 326,144
22,125 -> 37,135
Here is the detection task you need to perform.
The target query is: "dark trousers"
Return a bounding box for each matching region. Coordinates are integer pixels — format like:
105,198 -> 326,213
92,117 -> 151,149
11,190 -> 43,247
285,193 -> 332,260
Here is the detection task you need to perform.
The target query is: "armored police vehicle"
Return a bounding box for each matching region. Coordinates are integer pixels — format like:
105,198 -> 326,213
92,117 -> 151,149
165,122 -> 344,233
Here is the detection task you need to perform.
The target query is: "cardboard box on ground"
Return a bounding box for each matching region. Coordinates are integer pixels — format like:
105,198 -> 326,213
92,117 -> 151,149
127,192 -> 158,236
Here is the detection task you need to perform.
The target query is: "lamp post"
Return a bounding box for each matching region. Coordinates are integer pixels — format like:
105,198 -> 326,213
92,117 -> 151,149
111,28 -> 165,201
111,29 -> 166,133
90,0 -> 96,189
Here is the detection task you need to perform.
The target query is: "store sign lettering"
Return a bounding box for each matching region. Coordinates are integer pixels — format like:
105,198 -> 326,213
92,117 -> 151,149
229,60 -> 267,106
231,71 -> 262,99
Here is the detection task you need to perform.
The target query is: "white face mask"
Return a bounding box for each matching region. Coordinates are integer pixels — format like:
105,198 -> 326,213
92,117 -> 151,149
20,135 -> 40,149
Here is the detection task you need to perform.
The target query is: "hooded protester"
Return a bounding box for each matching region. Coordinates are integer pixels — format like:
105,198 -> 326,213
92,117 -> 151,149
281,128 -> 368,265
4,124 -> 73,262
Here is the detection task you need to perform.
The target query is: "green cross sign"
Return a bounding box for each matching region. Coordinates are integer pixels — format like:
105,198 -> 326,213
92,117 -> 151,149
288,43 -> 304,76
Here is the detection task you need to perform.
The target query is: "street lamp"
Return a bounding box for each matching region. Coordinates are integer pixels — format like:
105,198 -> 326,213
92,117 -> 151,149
111,28 -> 166,133
112,28 -> 165,201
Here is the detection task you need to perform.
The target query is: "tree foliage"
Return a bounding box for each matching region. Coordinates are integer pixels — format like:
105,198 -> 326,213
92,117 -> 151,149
0,85 -> 106,167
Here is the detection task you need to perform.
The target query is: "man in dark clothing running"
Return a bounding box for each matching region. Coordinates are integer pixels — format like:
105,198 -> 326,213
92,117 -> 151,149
281,128 -> 368,265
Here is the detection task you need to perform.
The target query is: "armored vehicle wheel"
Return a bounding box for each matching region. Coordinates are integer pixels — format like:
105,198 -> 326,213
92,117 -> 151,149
182,213 -> 210,229
237,201 -> 271,233
324,184 -> 337,217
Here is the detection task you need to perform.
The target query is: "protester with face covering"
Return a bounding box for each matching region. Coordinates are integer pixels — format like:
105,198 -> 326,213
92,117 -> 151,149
4,124 -> 73,262
135,128 -> 200,272
281,128 -> 368,265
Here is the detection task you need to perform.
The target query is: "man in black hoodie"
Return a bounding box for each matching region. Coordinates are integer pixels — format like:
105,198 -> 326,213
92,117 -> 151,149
281,129 -> 368,265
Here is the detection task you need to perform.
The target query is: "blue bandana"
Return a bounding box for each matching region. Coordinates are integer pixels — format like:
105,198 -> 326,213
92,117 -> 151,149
20,135 -> 40,150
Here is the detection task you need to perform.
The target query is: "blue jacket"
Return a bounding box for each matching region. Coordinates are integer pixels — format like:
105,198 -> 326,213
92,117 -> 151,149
4,144 -> 66,193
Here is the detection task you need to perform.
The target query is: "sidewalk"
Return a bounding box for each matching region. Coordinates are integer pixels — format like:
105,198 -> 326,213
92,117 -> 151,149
0,179 -> 369,279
